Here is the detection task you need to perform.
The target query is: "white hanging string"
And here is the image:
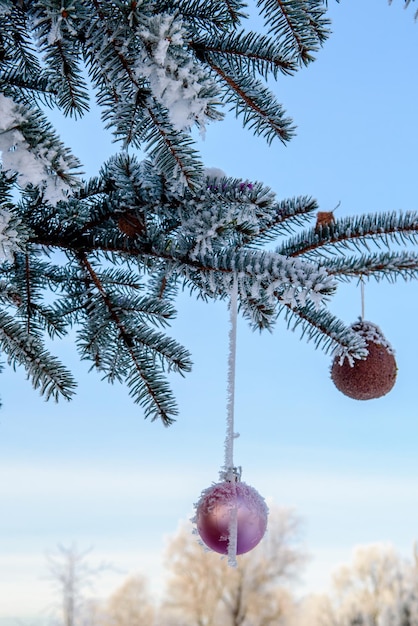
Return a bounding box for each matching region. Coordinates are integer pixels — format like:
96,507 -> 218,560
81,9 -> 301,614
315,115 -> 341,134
360,277 -> 365,321
223,273 -> 239,567
224,273 -> 238,478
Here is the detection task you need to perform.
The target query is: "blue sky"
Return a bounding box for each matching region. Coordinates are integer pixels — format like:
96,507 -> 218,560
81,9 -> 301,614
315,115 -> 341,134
2,0 -> 418,620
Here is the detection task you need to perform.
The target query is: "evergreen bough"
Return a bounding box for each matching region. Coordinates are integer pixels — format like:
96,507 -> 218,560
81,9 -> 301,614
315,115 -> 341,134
0,0 -> 417,424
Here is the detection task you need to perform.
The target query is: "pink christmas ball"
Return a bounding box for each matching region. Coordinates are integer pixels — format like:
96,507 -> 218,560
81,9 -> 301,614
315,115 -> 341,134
195,481 -> 268,555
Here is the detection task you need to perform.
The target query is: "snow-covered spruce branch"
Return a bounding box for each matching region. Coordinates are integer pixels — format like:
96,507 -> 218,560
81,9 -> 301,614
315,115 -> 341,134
27,219 -> 336,327
0,7 -> 57,108
0,94 -> 82,204
205,55 -> 295,144
3,251 -> 70,339
247,196 -> 319,244
2,1 -> 418,417
76,252 -> 192,424
24,202 -> 341,345
88,6 -> 220,122
30,2 -> 90,117
191,30 -> 298,79
169,0 -> 244,30
323,251 -> 418,283
277,211 -> 418,258
137,13 -> 224,132
174,249 -> 336,325
1,0 -> 334,198
82,9 -> 210,185
217,0 -> 247,25
0,207 -> 25,263
19,162 -> 319,259
278,302 -> 369,361
142,107 -> 205,190
179,181 -> 318,251
0,309 -> 76,401
257,0 -> 331,65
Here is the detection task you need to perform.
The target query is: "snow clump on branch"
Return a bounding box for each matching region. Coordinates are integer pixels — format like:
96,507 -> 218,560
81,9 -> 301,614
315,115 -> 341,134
0,209 -> 24,263
137,14 -> 222,132
0,94 -> 77,205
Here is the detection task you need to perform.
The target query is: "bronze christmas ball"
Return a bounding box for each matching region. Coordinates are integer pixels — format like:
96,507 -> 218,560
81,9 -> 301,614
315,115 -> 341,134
331,320 -> 397,400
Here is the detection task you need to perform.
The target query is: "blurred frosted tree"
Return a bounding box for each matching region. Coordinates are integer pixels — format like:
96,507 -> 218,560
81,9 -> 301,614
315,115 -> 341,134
1,0 -> 418,423
47,545 -> 106,626
160,507 -> 305,626
301,544 -> 418,626
102,575 -> 155,626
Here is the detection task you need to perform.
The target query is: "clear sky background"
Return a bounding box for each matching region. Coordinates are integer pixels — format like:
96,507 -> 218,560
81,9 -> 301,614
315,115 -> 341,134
2,0 -> 418,621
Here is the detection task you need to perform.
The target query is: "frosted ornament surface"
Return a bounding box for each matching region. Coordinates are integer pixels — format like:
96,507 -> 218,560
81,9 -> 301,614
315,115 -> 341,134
331,320 -> 397,400
196,481 -> 268,555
